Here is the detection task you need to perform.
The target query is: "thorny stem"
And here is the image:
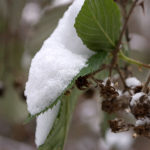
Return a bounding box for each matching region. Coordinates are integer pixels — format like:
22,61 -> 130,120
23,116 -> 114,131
119,50 -> 150,69
142,71 -> 150,93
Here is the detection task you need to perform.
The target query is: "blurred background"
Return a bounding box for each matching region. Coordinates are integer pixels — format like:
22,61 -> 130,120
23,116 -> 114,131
0,0 -> 150,150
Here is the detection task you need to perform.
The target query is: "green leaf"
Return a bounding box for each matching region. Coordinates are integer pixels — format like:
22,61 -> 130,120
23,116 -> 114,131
74,0 -> 121,52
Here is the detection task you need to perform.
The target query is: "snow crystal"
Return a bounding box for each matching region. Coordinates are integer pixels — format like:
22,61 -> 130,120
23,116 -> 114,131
130,92 -> 145,106
125,77 -> 141,88
35,102 -> 60,147
25,0 -> 94,115
136,118 -> 150,126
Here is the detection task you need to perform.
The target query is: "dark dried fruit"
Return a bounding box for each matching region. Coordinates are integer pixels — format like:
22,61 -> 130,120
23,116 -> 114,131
109,118 -> 131,133
102,95 -> 129,113
130,95 -> 150,119
75,76 -> 90,90
134,124 -> 150,138
99,80 -> 119,100
133,85 -> 143,94
102,100 -> 116,113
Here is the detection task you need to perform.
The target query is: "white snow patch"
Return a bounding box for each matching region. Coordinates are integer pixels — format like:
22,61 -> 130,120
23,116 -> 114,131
104,130 -> 133,150
25,42 -> 87,114
130,92 -> 145,106
125,77 -> 141,88
35,102 -> 60,147
136,118 -> 150,126
25,0 -> 94,115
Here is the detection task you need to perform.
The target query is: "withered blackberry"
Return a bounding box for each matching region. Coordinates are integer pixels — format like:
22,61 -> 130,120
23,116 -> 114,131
134,123 -> 150,138
109,118 -> 131,133
130,93 -> 150,119
99,79 -> 119,100
75,76 -> 90,90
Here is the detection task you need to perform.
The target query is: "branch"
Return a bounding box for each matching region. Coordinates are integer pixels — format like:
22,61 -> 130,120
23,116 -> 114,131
115,64 -> 132,95
110,0 -> 139,71
142,71 -> 150,93
115,0 -> 138,53
119,50 -> 150,69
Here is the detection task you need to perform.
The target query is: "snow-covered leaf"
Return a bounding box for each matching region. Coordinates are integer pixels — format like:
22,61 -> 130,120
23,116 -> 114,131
37,51 -> 107,149
25,51 -> 107,123
25,0 -> 90,116
75,0 -> 121,52
25,0 -> 108,148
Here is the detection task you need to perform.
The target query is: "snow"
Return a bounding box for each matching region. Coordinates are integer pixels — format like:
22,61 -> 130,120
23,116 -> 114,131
104,130 -> 133,150
136,118 -> 150,126
125,77 -> 141,88
35,102 -> 60,147
25,0 -> 94,147
25,0 -> 94,115
130,92 -> 145,106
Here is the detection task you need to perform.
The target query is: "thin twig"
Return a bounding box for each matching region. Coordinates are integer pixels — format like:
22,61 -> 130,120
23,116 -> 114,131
119,50 -> 150,69
115,64 -> 127,88
142,71 -> 150,93
115,64 -> 132,95
116,0 -> 138,53
110,0 -> 139,72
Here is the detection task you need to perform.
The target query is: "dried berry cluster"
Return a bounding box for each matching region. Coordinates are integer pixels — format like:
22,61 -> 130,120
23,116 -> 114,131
99,79 -> 129,114
100,76 -> 150,139
75,70 -> 150,139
